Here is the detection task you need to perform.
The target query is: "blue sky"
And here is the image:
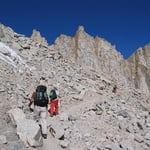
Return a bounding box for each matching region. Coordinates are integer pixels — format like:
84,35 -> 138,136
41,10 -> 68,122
0,0 -> 150,59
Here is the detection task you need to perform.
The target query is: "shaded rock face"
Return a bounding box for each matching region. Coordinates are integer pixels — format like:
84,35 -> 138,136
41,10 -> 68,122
127,45 -> 150,93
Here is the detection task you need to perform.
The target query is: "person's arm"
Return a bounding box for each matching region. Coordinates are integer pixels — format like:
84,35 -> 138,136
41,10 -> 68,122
29,92 -> 36,106
31,92 -> 36,102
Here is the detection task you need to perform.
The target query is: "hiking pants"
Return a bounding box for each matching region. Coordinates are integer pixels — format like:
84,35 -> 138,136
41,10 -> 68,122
50,99 -> 59,115
34,106 -> 47,135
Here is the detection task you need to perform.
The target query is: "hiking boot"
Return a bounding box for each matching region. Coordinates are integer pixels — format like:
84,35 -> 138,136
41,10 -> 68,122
42,134 -> 47,139
39,124 -> 42,130
50,114 -> 53,117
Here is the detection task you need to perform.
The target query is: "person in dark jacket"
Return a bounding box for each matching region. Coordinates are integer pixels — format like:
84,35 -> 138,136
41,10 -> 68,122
29,85 -> 49,139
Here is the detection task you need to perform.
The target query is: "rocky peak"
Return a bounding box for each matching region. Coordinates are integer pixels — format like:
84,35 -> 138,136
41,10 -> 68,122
53,26 -> 127,86
0,25 -> 5,38
0,24 -> 24,39
77,25 -> 85,32
49,26 -> 150,94
31,29 -> 48,46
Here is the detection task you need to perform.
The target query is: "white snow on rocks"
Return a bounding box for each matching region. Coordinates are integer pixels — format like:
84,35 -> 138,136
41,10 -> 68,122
0,42 -> 31,73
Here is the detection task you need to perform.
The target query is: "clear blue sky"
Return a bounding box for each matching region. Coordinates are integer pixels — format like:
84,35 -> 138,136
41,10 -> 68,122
0,0 -> 150,59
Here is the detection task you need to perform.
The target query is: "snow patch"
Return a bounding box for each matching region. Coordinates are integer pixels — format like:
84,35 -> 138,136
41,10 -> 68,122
0,42 -> 31,72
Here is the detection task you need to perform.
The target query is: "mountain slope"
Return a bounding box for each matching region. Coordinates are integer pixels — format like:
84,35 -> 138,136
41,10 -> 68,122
0,24 -> 150,150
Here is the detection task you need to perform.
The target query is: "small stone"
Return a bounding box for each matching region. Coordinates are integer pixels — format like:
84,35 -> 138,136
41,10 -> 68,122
145,133 -> 150,140
134,134 -> 144,143
117,115 -> 124,120
59,113 -> 68,121
0,135 -> 7,144
60,140 -> 69,148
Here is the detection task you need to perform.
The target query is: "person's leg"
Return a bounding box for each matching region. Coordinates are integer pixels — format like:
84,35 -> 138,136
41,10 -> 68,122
34,105 -> 40,122
39,107 -> 47,138
50,101 -> 55,115
54,100 -> 59,114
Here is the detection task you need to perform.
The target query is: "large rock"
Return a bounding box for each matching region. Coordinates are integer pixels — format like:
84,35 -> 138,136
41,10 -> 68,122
48,119 -> 65,140
8,108 -> 43,147
0,135 -> 7,144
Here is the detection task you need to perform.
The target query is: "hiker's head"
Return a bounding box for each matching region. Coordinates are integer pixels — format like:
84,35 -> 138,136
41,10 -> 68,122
53,83 -> 60,90
53,87 -> 57,90
36,85 -> 47,92
39,77 -> 47,85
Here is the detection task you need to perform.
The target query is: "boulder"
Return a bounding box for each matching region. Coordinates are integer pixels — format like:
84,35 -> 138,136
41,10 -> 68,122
0,135 -> 7,144
8,108 -> 43,147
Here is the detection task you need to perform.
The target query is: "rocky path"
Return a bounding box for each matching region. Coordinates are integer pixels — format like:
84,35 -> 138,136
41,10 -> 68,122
40,89 -> 150,150
41,134 -> 62,150
39,93 -> 99,150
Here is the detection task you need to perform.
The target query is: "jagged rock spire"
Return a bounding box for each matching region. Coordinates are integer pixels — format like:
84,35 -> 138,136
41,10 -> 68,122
77,26 -> 84,32
31,29 -> 48,46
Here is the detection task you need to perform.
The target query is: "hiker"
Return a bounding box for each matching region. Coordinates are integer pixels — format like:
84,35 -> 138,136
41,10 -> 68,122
49,87 -> 60,116
29,85 -> 49,139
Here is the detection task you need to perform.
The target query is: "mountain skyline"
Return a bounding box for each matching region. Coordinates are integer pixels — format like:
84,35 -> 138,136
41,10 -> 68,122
0,0 -> 150,59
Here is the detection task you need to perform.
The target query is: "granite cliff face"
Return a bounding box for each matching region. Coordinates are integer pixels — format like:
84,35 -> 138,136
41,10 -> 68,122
127,45 -> 150,93
0,24 -> 150,150
52,26 -> 150,93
